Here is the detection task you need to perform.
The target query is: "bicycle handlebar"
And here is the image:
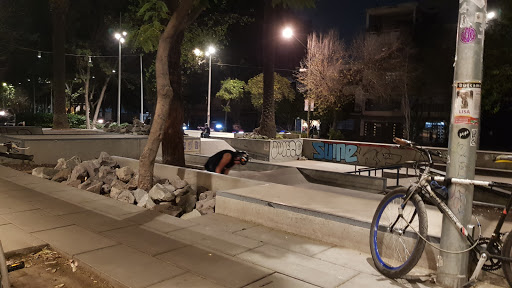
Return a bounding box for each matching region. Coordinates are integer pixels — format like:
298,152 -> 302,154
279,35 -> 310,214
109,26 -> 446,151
393,137 -> 414,147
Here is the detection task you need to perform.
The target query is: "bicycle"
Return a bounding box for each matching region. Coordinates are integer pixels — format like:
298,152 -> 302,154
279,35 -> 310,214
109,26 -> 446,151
0,241 -> 25,288
369,137 -> 512,286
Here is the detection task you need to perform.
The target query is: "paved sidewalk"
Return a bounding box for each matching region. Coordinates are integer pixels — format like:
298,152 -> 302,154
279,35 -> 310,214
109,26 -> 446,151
0,165 -> 501,288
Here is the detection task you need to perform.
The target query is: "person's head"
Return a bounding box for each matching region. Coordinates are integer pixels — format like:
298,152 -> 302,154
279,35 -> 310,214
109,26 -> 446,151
234,151 -> 249,165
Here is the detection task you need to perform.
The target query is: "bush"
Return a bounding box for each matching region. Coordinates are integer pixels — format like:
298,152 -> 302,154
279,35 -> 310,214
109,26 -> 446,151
67,114 -> 86,128
17,113 -> 53,128
328,128 -> 344,140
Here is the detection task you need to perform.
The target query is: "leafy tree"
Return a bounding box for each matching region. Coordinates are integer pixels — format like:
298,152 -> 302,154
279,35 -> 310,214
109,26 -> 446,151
216,78 -> 246,130
137,0 -> 206,191
49,0 -> 70,129
257,0 -> 315,138
248,73 -> 294,110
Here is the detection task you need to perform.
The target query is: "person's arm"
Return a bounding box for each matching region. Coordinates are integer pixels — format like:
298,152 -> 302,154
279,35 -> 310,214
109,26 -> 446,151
215,153 -> 232,174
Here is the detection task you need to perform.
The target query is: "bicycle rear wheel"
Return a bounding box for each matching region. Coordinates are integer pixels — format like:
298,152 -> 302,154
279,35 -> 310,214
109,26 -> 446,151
501,231 -> 512,287
370,187 -> 428,278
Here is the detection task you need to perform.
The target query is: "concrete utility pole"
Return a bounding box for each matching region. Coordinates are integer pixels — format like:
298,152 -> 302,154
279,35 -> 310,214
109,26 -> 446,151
437,0 -> 487,286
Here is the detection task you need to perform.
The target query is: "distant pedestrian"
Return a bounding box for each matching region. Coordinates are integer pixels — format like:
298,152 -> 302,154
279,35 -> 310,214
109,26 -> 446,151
204,150 -> 249,175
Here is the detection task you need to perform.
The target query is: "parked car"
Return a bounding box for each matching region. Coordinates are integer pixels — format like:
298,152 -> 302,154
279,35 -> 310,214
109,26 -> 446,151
0,108 -> 16,126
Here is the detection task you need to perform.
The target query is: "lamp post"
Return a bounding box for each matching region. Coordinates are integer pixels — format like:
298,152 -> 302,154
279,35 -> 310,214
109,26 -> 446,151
194,46 -> 216,128
114,31 -> 127,124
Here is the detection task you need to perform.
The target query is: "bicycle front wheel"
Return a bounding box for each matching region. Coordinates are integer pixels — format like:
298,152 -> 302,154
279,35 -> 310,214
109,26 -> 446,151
501,231 -> 512,287
370,187 -> 428,278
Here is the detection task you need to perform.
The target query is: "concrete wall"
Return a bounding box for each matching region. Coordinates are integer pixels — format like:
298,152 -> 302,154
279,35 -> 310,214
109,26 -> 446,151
0,134 -> 201,164
112,156 -> 267,192
0,126 -> 43,135
302,139 -> 512,171
223,138 -> 303,162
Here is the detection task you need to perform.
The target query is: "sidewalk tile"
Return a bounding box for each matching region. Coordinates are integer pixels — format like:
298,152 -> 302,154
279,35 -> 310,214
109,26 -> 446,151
60,211 -> 135,233
237,244 -> 359,288
157,245 -> 273,288
235,226 -> 333,256
31,198 -> 86,216
168,225 -> 263,256
80,197 -> 145,217
102,226 -> 187,256
0,197 -> 38,215
0,224 -> 46,254
313,247 -> 379,276
32,225 -> 118,256
127,211 -> 197,233
23,181 -> 71,194
147,272 -> 227,288
2,209 -> 73,232
336,273 -> 419,288
243,273 -> 320,288
76,244 -> 185,288
188,213 -> 259,233
0,216 -> 9,226
50,189 -> 105,203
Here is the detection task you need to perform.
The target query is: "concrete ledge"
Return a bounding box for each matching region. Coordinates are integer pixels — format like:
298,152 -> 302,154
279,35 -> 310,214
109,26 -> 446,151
298,167 -> 386,193
0,126 -> 43,135
216,184 -> 442,271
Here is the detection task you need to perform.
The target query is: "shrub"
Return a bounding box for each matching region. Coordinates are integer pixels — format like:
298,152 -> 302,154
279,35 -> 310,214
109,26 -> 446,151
16,113 -> 53,128
328,128 -> 344,140
68,114 -> 86,128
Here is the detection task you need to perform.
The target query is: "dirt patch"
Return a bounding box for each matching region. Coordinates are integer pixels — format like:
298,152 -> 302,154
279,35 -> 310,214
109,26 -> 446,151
2,163 -> 54,174
6,247 -> 113,288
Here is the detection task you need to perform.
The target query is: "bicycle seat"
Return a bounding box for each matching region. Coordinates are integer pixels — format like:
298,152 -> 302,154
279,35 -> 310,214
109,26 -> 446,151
495,155 -> 512,163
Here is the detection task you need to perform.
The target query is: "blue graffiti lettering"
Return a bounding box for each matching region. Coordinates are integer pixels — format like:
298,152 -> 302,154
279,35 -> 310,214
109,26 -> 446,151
313,142 -> 358,163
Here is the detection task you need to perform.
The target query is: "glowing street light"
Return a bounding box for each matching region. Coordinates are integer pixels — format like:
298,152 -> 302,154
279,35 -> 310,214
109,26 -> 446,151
282,26 -> 306,48
114,31 -> 127,124
487,11 -> 496,20
194,45 -> 217,128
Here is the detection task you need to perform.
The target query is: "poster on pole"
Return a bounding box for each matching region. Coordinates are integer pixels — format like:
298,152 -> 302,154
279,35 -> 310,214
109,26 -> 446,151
304,99 -> 315,111
454,82 -> 480,125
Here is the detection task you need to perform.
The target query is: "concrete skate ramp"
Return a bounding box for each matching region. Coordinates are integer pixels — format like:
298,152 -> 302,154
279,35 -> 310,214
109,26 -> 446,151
199,138 -> 235,156
230,167 -> 309,186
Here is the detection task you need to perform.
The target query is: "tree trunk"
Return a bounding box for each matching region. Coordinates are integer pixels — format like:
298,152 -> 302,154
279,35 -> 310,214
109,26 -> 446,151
92,75 -> 112,124
84,63 -> 91,129
224,99 -> 230,131
162,31 -> 185,167
138,1 -> 203,191
50,0 -> 69,129
258,0 -> 276,138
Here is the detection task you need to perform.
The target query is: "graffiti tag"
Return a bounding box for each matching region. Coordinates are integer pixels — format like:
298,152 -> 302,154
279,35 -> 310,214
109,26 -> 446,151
312,142 -> 358,163
270,140 -> 303,159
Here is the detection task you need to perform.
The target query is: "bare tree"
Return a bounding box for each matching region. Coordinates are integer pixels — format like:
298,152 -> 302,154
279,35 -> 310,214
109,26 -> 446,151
297,30 -> 353,126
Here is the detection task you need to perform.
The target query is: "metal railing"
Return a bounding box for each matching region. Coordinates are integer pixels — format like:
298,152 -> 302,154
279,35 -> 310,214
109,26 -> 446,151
347,164 -> 404,186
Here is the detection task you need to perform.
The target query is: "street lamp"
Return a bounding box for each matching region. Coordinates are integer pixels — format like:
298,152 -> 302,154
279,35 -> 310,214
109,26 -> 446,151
114,31 -> 127,124
194,46 -> 216,128
282,26 -> 306,48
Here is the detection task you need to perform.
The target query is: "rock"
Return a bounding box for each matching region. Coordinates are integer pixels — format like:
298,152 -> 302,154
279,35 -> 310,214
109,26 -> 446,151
54,158 -> 66,170
196,198 -> 216,215
86,182 -> 103,194
79,160 -> 101,178
110,187 -> 123,199
51,168 -> 72,182
173,186 -> 189,197
162,184 -> 176,192
116,166 -> 134,182
120,128 -> 127,134
78,178 -> 93,190
199,191 -> 216,201
97,152 -> 117,167
197,186 -> 209,194
170,179 -> 188,189
101,184 -> 111,194
126,175 -> 138,190
133,126 -> 141,132
176,193 -> 196,214
100,173 -> 117,186
181,209 -> 201,220
136,194 -> 155,209
125,124 -> 133,132
133,188 -> 147,203
148,184 -> 171,202
111,179 -> 127,190
117,190 -> 135,204
69,165 -> 88,182
98,166 -> 114,179
154,203 -> 182,217
133,119 -> 143,127
153,176 -> 169,185
65,179 -> 81,188
32,167 -> 59,180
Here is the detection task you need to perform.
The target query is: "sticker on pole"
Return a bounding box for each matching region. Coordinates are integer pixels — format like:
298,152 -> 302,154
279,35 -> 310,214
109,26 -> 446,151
470,129 -> 478,146
457,128 -> 470,139
455,82 -> 480,125
460,27 -> 477,44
